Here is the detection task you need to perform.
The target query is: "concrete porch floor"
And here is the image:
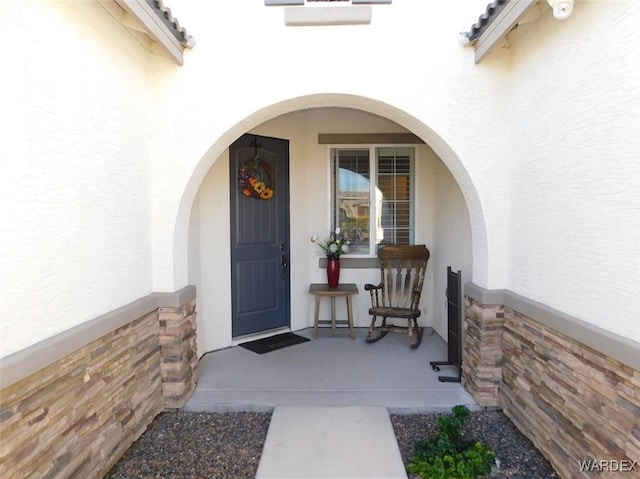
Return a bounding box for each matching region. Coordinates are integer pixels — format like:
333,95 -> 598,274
184,327 -> 477,414
183,327 -> 479,478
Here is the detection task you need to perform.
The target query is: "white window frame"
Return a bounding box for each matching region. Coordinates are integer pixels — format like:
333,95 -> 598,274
328,144 -> 416,257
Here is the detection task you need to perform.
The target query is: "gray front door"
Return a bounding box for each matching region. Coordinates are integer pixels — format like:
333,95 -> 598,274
230,134 -> 290,337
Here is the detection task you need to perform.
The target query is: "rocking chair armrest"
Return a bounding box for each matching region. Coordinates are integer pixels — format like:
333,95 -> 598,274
365,282 -> 383,307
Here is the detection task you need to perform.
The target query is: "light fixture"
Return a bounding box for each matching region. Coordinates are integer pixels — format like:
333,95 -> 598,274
457,31 -> 473,47
547,0 -> 574,20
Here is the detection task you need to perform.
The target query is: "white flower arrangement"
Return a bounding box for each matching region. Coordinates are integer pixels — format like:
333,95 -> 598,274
311,228 -> 350,259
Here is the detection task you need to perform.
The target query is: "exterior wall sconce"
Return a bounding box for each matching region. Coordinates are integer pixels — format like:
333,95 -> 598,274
547,0 -> 574,20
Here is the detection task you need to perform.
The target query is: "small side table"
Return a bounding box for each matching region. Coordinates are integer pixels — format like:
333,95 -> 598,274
309,283 -> 358,340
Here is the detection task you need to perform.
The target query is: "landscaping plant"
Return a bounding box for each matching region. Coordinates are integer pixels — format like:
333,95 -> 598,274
408,405 -> 495,479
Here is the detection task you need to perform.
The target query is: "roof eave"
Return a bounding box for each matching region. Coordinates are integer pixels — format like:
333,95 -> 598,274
108,0 -> 193,65
464,0 -> 543,63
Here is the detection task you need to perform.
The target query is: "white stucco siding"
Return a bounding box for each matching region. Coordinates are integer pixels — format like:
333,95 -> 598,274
5,0 -> 637,360
0,1 -> 153,357
152,0 -> 509,294
430,156 -> 474,338
189,154 -> 232,355
507,1 -> 640,340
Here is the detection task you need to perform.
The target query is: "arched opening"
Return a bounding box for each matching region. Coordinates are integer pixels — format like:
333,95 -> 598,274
173,94 -> 487,355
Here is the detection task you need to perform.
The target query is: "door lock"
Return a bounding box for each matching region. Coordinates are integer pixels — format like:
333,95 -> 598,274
280,254 -> 288,279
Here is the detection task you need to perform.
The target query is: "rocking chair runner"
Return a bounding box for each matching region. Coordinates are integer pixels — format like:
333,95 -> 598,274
364,244 -> 430,349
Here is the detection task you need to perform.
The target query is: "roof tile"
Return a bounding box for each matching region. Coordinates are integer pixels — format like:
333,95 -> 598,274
467,0 -> 509,41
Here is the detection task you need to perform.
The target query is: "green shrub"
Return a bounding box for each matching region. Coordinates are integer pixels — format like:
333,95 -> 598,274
407,405 -> 495,479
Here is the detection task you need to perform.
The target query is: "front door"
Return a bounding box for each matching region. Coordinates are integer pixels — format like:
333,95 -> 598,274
230,134 -> 290,337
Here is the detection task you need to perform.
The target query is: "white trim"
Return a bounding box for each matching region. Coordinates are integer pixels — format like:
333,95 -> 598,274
474,0 -> 538,63
98,0 -> 186,64
464,284 -> 640,371
0,286 -> 196,389
329,144 -> 417,256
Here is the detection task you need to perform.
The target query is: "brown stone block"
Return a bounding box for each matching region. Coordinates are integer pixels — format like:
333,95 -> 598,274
4,436 -> 43,476
158,334 -> 178,346
588,376 -> 618,402
16,443 -> 57,479
563,394 -> 602,431
161,368 -> 190,383
542,328 -> 575,351
161,342 -> 189,357
580,347 -> 608,370
161,356 -> 187,369
162,381 -> 188,394
544,366 -> 579,397
164,324 -> 193,338
617,381 -> 640,406
625,439 -> 640,462
545,435 -> 575,479
514,374 -> 532,392
25,407 -> 49,426
603,405 -> 636,437
583,423 -> 627,460
157,311 -> 183,322
616,391 -> 640,417
628,370 -> 640,389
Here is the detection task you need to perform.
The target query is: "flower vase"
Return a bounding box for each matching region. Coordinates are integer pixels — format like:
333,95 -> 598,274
326,256 -> 340,289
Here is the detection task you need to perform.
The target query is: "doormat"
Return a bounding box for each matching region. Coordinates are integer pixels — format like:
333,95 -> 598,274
240,332 -> 310,354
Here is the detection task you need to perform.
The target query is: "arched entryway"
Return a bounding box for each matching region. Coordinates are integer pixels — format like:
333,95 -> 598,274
173,94 -> 487,356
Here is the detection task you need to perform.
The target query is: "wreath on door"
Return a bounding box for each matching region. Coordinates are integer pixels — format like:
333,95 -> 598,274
238,155 -> 275,200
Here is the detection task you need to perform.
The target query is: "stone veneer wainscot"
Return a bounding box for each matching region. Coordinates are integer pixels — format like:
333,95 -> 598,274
0,286 -> 198,478
463,284 -> 640,479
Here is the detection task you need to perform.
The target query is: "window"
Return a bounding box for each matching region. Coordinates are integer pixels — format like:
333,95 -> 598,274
331,146 -> 415,255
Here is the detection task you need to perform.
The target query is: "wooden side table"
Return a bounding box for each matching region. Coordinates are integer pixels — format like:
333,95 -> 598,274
309,283 -> 358,340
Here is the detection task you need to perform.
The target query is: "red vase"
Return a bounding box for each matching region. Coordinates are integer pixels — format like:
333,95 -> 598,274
326,256 -> 340,289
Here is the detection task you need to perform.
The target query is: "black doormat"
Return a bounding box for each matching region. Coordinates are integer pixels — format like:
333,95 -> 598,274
239,332 -> 310,354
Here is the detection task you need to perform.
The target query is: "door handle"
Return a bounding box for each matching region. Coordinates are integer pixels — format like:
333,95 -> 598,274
280,254 -> 288,279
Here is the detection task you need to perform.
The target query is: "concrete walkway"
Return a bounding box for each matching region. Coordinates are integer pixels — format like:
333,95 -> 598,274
256,406 -> 407,478
184,327 -> 477,478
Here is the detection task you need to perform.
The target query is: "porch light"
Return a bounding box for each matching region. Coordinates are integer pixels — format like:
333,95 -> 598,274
547,0 -> 574,20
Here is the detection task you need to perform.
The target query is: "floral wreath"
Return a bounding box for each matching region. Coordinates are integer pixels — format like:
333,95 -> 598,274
238,155 -> 275,200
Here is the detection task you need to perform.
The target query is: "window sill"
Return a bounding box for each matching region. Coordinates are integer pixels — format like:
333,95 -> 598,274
319,257 -> 380,269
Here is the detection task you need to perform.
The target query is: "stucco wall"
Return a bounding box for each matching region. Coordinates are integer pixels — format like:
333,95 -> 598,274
505,0 -> 640,341
189,108 -> 471,353
2,0 -> 638,360
0,1 -> 153,358
149,0 -> 507,297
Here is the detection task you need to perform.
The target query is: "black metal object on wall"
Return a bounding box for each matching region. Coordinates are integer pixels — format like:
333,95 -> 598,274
430,266 -> 463,382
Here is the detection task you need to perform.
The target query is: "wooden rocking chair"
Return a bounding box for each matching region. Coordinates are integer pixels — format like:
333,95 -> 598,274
364,244 -> 430,349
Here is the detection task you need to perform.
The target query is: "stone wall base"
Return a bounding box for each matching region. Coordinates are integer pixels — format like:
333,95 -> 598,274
462,298 -> 504,407
464,292 -> 640,479
0,288 -> 198,479
0,312 -> 163,478
159,297 -> 198,409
